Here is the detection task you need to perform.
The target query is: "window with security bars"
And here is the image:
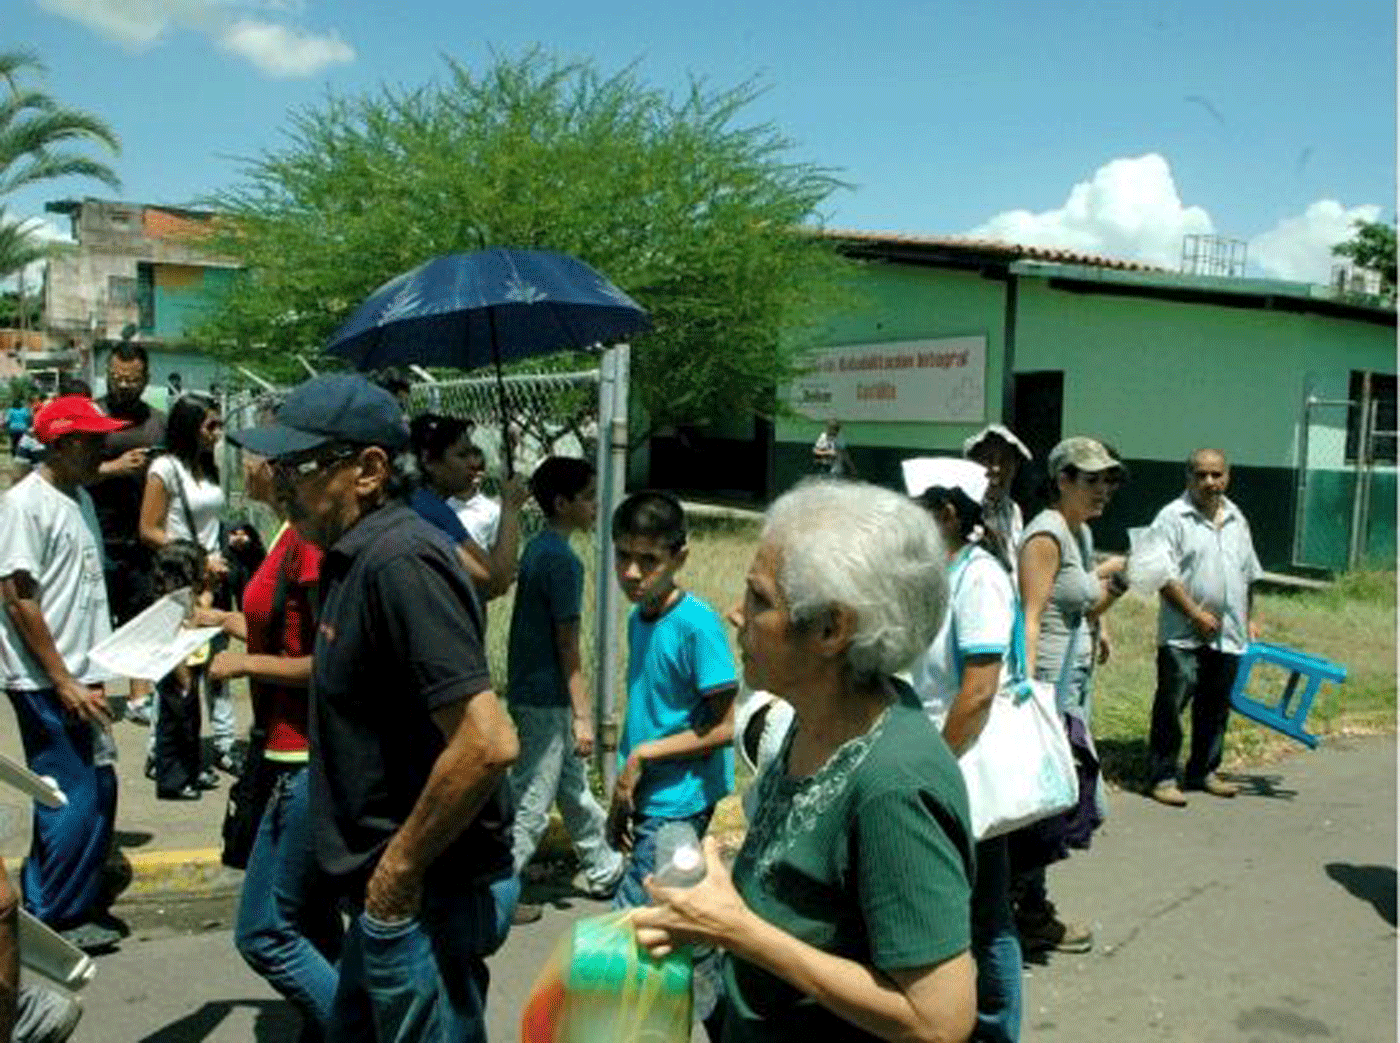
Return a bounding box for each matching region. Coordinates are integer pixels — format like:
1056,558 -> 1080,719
1345,371 -> 1397,465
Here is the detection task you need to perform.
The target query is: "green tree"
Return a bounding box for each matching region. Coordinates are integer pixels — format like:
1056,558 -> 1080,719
1331,218 -> 1396,305
0,48 -> 121,278
197,50 -> 851,437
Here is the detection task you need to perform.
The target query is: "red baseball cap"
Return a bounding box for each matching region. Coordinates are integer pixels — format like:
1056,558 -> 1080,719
33,396 -> 130,444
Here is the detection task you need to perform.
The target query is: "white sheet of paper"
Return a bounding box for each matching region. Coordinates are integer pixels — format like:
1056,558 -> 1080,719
88,588 -> 223,682
0,750 -> 66,808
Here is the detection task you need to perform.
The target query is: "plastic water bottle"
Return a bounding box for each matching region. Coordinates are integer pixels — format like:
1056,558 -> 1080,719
652,822 -> 720,1022
653,822 -> 706,888
90,721 -> 117,769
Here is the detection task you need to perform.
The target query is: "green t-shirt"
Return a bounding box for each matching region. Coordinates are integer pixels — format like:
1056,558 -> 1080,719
722,696 -> 974,1043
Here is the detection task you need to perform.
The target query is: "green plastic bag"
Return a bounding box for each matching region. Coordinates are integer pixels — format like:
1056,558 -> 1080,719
521,912 -> 693,1043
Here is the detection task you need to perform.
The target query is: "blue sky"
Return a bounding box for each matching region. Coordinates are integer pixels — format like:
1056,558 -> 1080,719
8,0 -> 1397,283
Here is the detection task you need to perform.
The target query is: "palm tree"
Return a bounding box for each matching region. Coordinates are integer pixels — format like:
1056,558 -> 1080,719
0,49 -> 121,278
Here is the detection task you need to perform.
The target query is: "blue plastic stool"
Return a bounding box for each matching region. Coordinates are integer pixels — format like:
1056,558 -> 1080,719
1229,642 -> 1346,750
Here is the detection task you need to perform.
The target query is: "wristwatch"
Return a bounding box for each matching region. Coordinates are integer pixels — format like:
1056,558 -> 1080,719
1107,571 -> 1130,597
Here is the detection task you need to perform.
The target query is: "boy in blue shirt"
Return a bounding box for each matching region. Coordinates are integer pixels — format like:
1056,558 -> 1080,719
608,491 -> 738,909
507,457 -> 624,904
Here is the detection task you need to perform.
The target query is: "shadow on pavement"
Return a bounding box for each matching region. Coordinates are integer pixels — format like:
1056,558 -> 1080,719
116,829 -> 156,850
1096,737 -> 1150,791
1224,772 -> 1298,800
138,999 -> 299,1043
1324,862 -> 1397,926
522,877 -> 585,913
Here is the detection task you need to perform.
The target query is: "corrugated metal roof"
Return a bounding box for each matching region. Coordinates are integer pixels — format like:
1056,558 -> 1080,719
821,228 -> 1163,272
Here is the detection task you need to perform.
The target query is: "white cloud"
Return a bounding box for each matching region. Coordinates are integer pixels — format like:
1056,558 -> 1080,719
36,0 -> 229,46
1248,199 -> 1382,284
967,153 -> 1385,286
218,19 -> 353,79
35,0 -> 352,78
966,153 -> 1214,269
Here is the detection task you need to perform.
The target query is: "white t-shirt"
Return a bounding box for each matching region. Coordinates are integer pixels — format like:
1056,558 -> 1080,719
448,492 -> 502,550
148,455 -> 224,553
911,544 -> 1015,729
0,472 -> 114,689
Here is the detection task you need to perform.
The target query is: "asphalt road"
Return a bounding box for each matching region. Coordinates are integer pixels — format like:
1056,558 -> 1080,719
41,735 -> 1400,1043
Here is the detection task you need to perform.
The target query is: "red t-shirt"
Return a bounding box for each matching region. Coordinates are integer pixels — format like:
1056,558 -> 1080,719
242,526 -> 322,756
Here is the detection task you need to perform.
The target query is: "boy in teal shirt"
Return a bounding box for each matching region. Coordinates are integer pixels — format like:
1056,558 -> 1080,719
608,491 -> 738,909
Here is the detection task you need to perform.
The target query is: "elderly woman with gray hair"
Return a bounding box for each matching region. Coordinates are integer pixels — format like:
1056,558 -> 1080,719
633,480 -> 977,1043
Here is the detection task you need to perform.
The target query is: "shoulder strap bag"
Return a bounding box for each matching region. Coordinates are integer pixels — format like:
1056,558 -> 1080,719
948,555 -> 1080,841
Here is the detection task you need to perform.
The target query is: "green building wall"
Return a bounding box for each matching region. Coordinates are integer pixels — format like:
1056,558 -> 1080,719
773,262 -> 1008,490
1013,279 -> 1395,568
774,261 -> 1395,571
151,266 -> 237,341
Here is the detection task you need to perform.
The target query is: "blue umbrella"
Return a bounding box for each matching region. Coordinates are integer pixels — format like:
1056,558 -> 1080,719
325,248 -> 651,369
324,248 -> 652,473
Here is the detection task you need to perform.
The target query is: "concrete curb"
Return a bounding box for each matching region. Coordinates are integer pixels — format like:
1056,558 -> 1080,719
123,849 -> 242,899
118,795 -> 749,901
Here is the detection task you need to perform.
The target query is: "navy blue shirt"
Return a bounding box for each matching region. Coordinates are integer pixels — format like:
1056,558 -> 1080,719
507,527 -> 584,707
309,501 -> 512,893
409,487 -> 470,545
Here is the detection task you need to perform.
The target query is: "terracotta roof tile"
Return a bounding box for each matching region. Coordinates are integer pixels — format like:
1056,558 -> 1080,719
820,228 -> 1163,272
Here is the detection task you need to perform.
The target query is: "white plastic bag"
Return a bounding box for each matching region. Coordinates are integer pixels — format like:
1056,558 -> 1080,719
957,608 -> 1079,841
959,671 -> 1079,840
1127,525 -> 1176,596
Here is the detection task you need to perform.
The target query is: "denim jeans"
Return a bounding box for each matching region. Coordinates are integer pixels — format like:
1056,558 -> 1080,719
327,880 -> 509,1043
612,807 -> 715,911
235,767 -> 342,1042
508,705 -> 621,889
971,836 -> 1022,1043
1148,645 -> 1240,787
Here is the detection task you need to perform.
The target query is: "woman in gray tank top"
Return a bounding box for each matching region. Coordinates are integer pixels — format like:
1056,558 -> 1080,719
1010,437 -> 1129,961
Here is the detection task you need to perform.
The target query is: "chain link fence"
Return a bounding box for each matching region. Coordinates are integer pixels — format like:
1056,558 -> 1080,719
218,384 -> 284,539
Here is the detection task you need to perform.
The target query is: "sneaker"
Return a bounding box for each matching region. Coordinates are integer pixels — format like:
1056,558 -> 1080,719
1196,773 -> 1239,798
144,756 -> 156,780
572,863 -> 625,900
158,784 -> 201,800
197,768 -> 221,790
1149,781 -> 1188,807
213,749 -> 243,775
57,921 -> 122,953
1016,901 -> 1093,954
14,984 -> 82,1043
511,902 -> 543,925
125,702 -> 151,727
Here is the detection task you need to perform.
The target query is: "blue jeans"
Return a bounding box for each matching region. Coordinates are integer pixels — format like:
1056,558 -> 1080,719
235,767 -> 342,1042
328,880 -> 510,1043
7,688 -> 117,927
971,836 -> 1022,1043
612,807 -> 715,910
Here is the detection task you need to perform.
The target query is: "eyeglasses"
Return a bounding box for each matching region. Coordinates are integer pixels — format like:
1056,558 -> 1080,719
271,445 -> 360,483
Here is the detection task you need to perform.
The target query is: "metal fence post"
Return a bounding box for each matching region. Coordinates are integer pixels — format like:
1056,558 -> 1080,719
592,347 -> 621,790
1291,382 -> 1313,567
1347,372 -> 1373,570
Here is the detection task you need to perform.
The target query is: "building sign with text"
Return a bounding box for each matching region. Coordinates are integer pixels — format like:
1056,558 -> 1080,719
787,336 -> 986,423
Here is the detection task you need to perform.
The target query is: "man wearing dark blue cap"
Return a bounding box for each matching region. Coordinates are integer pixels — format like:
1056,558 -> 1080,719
229,374 -> 519,1043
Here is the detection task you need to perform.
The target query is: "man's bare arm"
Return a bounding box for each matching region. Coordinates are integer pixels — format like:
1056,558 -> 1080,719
0,574 -> 110,725
364,689 -> 518,920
